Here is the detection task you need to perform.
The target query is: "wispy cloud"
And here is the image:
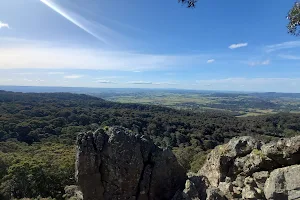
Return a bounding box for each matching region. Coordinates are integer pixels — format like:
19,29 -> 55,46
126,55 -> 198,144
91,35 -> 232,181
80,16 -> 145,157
128,81 -> 153,85
23,78 -> 33,82
0,41 -> 208,70
0,78 -> 13,82
248,59 -> 270,66
133,70 -> 142,73
48,71 -> 65,75
127,81 -> 178,85
95,80 -> 114,83
94,76 -> 123,79
207,59 -> 215,63
0,21 -> 9,29
278,54 -> 300,60
196,77 -> 300,87
64,74 -> 83,79
14,72 -> 34,75
265,41 -> 300,52
153,82 -> 179,85
229,43 -> 248,49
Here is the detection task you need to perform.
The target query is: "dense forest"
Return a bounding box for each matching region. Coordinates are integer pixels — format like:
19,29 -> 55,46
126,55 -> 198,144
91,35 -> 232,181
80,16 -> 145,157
0,90 -> 300,199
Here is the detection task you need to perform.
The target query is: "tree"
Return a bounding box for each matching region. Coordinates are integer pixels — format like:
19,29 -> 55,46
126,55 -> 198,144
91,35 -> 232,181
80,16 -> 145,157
179,0 -> 197,8
287,2 -> 300,36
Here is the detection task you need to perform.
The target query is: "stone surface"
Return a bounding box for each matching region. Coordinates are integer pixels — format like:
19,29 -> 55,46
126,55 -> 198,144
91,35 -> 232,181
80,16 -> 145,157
264,165 -> 300,200
252,171 -> 269,190
198,136 -> 261,187
206,188 -> 227,200
76,127 -> 186,200
232,150 -> 278,176
180,136 -> 300,200
261,136 -> 300,166
64,185 -> 83,200
75,130 -> 300,200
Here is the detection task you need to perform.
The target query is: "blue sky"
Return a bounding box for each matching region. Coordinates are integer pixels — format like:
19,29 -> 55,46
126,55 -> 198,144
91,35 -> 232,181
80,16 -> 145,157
0,0 -> 300,92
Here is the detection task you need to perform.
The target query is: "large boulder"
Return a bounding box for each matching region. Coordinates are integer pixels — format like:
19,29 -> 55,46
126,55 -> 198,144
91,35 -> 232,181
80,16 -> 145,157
264,165 -> 300,200
198,136 -> 261,187
76,127 -> 187,200
261,136 -> 300,166
180,136 -> 300,200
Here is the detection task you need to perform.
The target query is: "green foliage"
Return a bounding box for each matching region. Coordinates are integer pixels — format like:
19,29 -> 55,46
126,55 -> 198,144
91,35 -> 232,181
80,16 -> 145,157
287,2 -> 300,36
0,91 -> 300,199
252,149 -> 266,158
179,0 -> 197,8
0,142 -> 75,200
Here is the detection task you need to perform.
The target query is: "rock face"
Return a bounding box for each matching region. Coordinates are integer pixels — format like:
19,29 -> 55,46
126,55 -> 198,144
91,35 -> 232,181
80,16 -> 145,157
179,135 -> 300,200
75,126 -> 187,200
264,165 -> 300,200
74,126 -> 300,200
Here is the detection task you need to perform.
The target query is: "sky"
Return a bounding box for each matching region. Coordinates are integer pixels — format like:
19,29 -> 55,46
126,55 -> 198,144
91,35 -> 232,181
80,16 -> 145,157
0,0 -> 300,92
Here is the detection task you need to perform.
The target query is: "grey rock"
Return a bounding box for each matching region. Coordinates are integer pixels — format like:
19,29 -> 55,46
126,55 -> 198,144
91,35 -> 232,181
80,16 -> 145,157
64,185 -> 83,200
218,181 -> 233,198
264,165 -> 300,200
242,185 -> 263,200
182,175 -> 210,200
206,188 -> 227,200
253,171 -> 269,190
199,136 -> 261,187
183,180 -> 200,200
261,136 -> 300,166
232,150 -> 278,176
76,127 -> 186,200
225,136 -> 262,158
233,175 -> 245,188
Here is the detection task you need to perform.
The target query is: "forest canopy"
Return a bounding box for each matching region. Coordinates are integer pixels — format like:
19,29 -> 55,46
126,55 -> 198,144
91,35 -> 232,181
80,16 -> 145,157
1,91 -> 300,199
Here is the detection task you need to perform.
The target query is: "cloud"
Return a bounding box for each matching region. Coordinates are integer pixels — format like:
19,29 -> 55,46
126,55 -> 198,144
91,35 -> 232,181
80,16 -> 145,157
195,78 -> 300,92
14,72 -> 34,75
196,77 -> 300,85
0,21 -> 9,29
204,84 -> 212,86
48,71 -> 65,75
152,82 -> 179,85
248,60 -> 270,66
133,70 -> 142,73
128,81 -> 153,84
0,41 -> 207,70
127,81 -> 178,85
265,41 -> 300,52
0,78 -> 13,82
95,80 -> 114,83
207,59 -> 215,63
278,54 -> 300,60
63,74 -> 83,79
229,43 -> 248,49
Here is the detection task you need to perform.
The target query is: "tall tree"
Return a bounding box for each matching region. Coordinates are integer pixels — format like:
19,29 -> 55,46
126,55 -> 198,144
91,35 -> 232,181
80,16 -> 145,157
179,0 -> 197,8
287,2 -> 300,36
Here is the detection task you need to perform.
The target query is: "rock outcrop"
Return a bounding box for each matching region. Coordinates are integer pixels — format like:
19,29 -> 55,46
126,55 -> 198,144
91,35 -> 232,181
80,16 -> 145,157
178,136 -> 300,200
75,126 -> 187,200
74,126 -> 300,200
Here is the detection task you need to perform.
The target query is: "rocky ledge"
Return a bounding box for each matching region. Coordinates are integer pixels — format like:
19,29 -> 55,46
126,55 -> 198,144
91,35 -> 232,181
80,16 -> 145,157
70,127 -> 300,200
75,126 -> 187,200
177,135 -> 300,200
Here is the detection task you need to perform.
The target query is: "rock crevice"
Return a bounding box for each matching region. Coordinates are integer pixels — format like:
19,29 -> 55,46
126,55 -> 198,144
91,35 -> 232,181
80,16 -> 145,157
179,135 -> 300,200
73,127 -> 300,200
76,126 -> 186,200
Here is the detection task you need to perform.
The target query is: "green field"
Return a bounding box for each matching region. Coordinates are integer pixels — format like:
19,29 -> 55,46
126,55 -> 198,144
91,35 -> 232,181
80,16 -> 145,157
100,91 -> 300,117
